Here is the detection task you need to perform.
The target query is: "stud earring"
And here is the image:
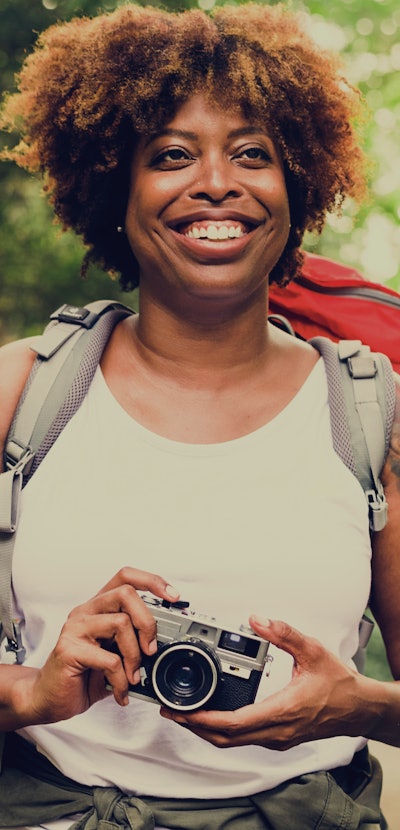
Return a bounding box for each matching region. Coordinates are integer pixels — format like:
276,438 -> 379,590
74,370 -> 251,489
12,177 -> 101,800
117,225 -> 124,234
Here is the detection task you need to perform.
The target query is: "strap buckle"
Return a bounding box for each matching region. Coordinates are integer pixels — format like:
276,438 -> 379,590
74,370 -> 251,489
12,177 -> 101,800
2,620 -> 26,664
366,483 -> 388,532
348,355 -> 377,379
5,441 -> 35,476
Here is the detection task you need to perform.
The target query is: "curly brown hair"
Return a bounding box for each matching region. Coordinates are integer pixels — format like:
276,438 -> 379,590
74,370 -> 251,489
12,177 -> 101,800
0,2 -> 368,290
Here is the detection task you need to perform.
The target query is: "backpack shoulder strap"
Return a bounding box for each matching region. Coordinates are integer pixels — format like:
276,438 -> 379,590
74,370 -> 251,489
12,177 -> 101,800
310,336 -> 396,532
0,300 -> 133,661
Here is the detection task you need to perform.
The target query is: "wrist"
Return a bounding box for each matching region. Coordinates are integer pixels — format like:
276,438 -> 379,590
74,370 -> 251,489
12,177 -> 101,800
7,666 -> 45,728
357,674 -> 400,746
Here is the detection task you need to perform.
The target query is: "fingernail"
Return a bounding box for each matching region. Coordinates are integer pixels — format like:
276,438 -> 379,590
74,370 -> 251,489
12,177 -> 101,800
133,669 -> 141,684
165,584 -> 180,600
148,638 -> 158,655
251,615 -> 271,627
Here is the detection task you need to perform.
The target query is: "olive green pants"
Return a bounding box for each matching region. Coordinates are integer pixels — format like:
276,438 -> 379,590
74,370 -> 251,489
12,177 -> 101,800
0,733 -> 387,829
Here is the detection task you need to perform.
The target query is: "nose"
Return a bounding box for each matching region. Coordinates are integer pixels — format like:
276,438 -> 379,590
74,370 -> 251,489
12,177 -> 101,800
189,153 -> 242,203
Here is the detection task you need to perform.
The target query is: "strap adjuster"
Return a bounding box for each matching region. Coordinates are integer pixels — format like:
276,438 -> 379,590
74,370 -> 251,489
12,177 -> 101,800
5,440 -> 35,476
366,484 -> 388,532
348,356 -> 377,379
50,304 -> 100,329
2,620 -> 26,664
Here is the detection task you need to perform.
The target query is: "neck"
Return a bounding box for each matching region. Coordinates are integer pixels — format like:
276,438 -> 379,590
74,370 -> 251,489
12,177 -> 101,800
131,288 -> 275,391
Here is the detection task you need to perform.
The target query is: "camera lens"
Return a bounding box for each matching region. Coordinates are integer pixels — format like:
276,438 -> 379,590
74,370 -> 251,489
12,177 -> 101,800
152,640 -> 221,711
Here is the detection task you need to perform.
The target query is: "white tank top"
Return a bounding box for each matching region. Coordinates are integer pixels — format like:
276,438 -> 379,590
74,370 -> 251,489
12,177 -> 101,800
13,359 -> 370,798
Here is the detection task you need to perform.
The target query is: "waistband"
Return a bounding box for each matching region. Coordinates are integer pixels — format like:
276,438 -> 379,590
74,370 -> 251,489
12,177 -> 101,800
0,732 -> 383,830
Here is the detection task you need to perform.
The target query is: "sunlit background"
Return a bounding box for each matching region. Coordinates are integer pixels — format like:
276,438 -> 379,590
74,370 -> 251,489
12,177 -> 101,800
0,0 -> 399,341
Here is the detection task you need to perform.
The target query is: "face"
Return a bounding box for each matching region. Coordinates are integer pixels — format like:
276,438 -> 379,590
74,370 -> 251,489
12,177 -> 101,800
125,93 -> 291,311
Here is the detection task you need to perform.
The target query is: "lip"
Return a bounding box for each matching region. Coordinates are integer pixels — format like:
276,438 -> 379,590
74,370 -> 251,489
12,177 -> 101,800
168,209 -> 265,231
169,224 -> 262,262
166,209 -> 265,261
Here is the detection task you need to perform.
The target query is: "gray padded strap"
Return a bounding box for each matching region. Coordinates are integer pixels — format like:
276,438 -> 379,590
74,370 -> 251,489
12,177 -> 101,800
5,326 -> 86,463
343,343 -> 385,486
311,337 -> 395,531
0,300 -> 133,660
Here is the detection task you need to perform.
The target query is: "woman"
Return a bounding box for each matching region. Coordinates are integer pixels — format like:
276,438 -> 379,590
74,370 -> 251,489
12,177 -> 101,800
0,4 -> 399,829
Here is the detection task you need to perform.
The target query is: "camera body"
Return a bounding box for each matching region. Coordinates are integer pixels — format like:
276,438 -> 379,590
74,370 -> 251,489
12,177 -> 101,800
126,595 -> 272,712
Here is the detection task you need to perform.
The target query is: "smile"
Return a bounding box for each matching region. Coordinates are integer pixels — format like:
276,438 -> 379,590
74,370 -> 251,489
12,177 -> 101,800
177,220 -> 251,242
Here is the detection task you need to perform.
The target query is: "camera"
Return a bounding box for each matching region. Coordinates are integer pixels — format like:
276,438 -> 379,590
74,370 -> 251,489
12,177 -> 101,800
119,595 -> 272,712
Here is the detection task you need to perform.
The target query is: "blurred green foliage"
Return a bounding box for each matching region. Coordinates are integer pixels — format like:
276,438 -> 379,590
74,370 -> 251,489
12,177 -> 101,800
0,0 -> 399,343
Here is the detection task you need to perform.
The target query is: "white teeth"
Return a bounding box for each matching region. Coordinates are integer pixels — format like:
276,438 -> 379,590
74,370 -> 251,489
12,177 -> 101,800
186,224 -> 246,240
218,226 -> 229,239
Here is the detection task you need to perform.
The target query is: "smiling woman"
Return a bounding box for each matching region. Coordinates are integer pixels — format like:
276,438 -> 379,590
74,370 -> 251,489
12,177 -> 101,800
0,4 -> 399,830
123,94 -> 291,313
0,3 -> 366,291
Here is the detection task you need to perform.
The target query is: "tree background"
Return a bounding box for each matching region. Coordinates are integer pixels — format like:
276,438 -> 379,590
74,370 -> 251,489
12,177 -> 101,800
0,0 -> 399,343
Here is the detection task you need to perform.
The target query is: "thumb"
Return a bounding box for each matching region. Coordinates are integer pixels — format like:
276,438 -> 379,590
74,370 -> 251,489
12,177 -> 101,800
249,616 -> 318,667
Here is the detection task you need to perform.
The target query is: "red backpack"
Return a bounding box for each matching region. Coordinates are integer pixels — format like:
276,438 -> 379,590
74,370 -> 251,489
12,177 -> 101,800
269,252 -> 400,372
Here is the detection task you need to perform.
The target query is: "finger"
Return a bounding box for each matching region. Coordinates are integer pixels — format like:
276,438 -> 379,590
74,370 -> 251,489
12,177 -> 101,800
63,611 -> 143,684
160,702 -> 302,750
69,584 -> 165,658
160,680 -> 300,737
160,707 -> 285,749
249,616 -> 323,669
160,704 -> 255,736
80,645 -> 131,708
98,567 -> 180,604
52,626 -> 132,707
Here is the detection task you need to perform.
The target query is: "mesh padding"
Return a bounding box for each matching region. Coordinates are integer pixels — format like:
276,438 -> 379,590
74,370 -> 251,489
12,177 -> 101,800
310,337 -> 358,477
26,309 -> 129,482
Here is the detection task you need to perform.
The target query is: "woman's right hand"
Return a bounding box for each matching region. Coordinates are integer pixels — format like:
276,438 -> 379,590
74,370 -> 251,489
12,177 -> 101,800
3,568 -> 180,729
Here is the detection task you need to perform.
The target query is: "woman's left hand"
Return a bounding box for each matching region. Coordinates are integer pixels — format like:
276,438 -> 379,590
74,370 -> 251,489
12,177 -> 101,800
160,617 -> 374,750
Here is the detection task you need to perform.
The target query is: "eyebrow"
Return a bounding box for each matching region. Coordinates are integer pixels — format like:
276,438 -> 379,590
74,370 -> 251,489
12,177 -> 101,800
144,126 -> 268,147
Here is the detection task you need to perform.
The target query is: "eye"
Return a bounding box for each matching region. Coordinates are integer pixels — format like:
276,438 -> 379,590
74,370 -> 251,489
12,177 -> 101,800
153,147 -> 194,168
235,145 -> 273,166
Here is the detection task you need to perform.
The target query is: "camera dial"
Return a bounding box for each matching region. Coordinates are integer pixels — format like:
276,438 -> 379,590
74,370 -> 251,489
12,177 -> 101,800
152,638 -> 222,711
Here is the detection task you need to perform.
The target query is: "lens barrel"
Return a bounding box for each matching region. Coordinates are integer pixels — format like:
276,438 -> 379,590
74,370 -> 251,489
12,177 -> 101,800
152,640 -> 221,711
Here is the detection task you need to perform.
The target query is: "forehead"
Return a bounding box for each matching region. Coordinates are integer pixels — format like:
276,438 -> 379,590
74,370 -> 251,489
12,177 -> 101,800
146,92 -> 273,142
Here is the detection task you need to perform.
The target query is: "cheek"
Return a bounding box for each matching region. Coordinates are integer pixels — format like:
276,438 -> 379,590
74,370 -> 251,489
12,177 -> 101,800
124,184 -> 151,244
269,175 -> 290,219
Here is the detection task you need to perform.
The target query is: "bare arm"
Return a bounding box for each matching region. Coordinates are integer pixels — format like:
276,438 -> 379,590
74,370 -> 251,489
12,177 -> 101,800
0,337 -> 38,473
0,339 -> 42,728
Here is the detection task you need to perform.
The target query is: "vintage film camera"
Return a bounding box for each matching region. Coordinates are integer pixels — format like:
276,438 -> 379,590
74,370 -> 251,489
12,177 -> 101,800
124,595 -> 272,712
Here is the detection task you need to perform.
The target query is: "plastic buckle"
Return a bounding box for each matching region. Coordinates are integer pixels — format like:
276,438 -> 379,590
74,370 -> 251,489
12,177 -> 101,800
366,487 -> 388,532
50,304 -> 100,329
348,356 -> 377,379
5,441 -> 35,476
5,620 -> 26,664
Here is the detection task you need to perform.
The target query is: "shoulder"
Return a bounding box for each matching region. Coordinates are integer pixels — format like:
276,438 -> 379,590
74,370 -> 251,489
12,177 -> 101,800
0,338 -> 38,472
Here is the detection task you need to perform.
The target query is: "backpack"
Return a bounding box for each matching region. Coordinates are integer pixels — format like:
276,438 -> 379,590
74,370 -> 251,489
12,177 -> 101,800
0,282 -> 396,664
269,252 -> 400,373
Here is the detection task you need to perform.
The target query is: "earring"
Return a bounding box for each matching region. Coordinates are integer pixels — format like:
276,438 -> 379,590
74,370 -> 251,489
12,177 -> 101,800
117,225 -> 124,234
